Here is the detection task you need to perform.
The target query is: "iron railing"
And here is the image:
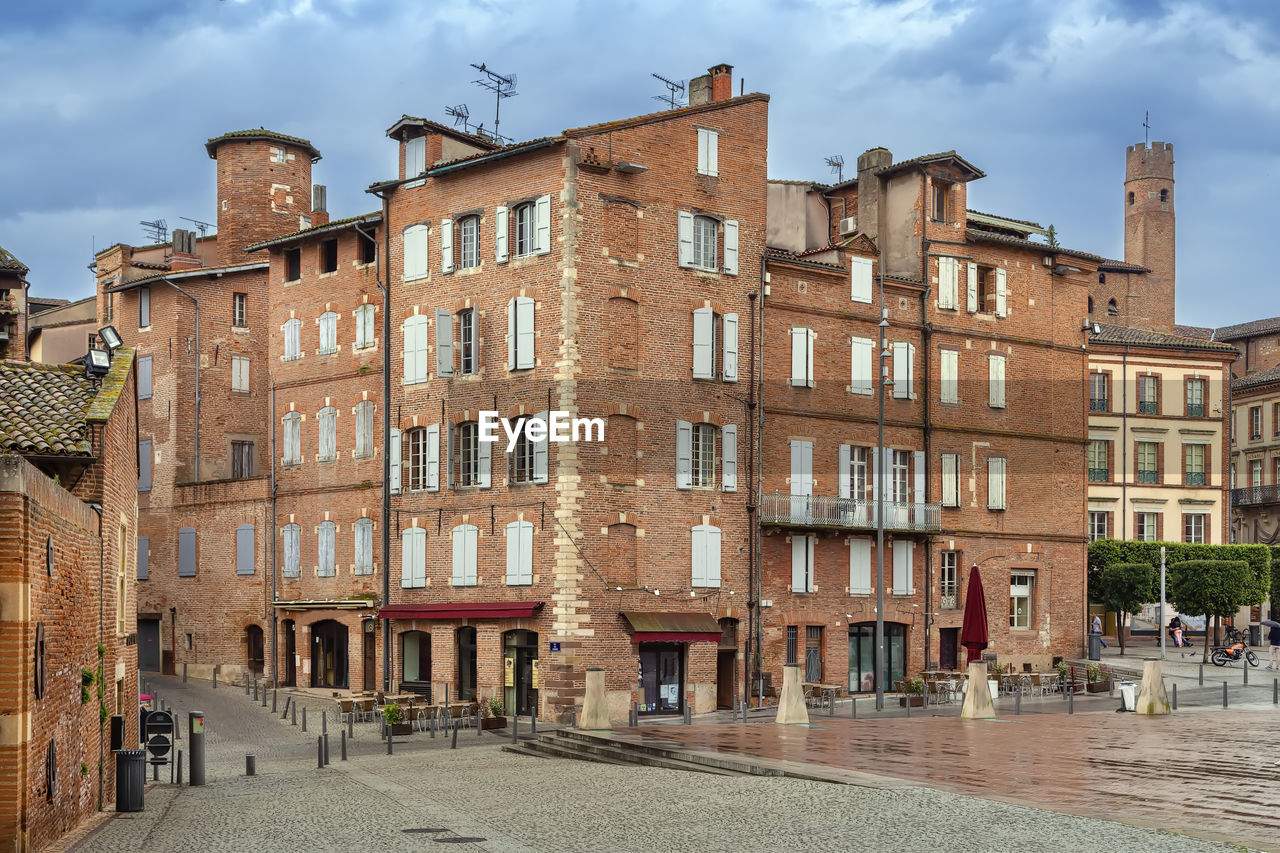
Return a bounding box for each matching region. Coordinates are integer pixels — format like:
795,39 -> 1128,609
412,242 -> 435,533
1089,398 -> 1109,412
1232,485 -> 1280,506
1088,468 -> 1109,483
1184,472 -> 1207,486
760,493 -> 941,533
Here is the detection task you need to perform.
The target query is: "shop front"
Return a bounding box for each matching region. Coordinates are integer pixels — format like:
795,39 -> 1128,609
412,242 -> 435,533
622,611 -> 723,716
848,621 -> 907,693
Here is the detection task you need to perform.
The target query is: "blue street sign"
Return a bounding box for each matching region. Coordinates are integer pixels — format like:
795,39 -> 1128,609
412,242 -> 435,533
549,642 -> 561,652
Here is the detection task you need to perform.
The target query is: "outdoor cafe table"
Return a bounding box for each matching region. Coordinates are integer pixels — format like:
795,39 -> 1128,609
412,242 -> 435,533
803,683 -> 841,710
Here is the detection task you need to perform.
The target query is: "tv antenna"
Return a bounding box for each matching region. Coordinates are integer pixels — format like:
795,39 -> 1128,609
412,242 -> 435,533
825,155 -> 845,183
140,218 -> 168,243
651,73 -> 686,109
471,62 -> 517,141
179,216 -> 214,237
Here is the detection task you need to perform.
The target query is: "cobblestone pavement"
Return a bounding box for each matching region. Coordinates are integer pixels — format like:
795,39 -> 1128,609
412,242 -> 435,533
67,677 -> 1262,853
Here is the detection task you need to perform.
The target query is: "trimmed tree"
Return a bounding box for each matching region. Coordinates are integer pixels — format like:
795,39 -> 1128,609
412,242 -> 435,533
1167,560 -> 1252,663
1093,562 -> 1156,655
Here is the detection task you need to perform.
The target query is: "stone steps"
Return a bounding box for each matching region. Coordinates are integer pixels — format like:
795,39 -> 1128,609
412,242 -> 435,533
504,730 -> 747,775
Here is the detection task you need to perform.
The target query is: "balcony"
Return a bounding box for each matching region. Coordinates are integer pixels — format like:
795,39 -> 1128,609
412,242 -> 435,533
1186,404 -> 1205,418
1185,472 -> 1207,486
1137,470 -> 1158,484
1232,485 -> 1280,507
760,493 -> 941,533
1088,468 -> 1109,483
1089,398 -> 1109,412
1138,401 -> 1158,415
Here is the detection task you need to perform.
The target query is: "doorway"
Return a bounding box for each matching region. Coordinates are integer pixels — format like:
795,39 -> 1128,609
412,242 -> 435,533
245,625 -> 264,676
137,618 -> 160,672
848,622 -> 907,692
283,620 -> 296,686
716,618 -> 738,710
456,626 -> 477,701
502,630 -> 539,716
362,621 -> 376,691
939,627 -> 959,671
310,620 -> 348,689
401,630 -> 431,696
638,643 -> 684,715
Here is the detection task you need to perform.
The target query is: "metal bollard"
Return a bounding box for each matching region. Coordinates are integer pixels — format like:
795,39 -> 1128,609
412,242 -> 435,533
323,733 -> 330,766
476,709 -> 482,737
1108,680 -> 1113,697
1244,664 -> 1249,685
852,696 -> 857,718
322,710 -> 327,734
245,678 -> 250,696
212,669 -> 217,689
262,689 -> 268,708
282,696 -> 291,719
1274,678 -> 1279,704
317,736 -> 324,769
451,719 -> 458,749
1172,682 -> 1177,710
683,703 -> 691,725
302,707 -> 308,732
430,714 -> 436,738
177,749 -> 183,786
183,664 -> 188,684
511,714 -> 518,744
386,728 -> 393,755
1015,692 -> 1021,716
340,730 -> 347,761
1223,681 -> 1229,708
292,703 -> 297,726
347,714 -> 353,741
1199,664 -> 1204,686
1068,690 -> 1074,714
153,761 -> 159,782
571,708 -> 577,729
246,754 -> 255,777
905,694 -> 911,718
188,711 -> 206,786
272,690 -> 277,713
828,693 -> 834,716
532,703 -> 538,734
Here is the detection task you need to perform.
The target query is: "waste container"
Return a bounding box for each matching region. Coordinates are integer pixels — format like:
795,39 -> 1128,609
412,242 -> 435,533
1249,624 -> 1261,647
115,749 -> 145,812
1088,632 -> 1103,661
1118,681 -> 1137,712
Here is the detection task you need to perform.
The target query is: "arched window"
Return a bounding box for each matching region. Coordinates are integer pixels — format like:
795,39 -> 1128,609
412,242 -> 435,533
1098,272 -> 1106,284
692,215 -> 718,270
1088,296 -> 1094,315
458,215 -> 480,269
318,311 -> 338,354
282,317 -> 301,361
1107,298 -> 1119,316
282,411 -> 302,465
317,520 -> 336,577
282,523 -> 301,578
317,406 -> 337,461
1160,188 -> 1168,203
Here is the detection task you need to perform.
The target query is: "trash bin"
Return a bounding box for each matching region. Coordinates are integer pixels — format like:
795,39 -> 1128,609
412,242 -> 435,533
1118,681 -> 1137,712
1249,624 -> 1261,647
1088,632 -> 1103,661
115,749 -> 145,812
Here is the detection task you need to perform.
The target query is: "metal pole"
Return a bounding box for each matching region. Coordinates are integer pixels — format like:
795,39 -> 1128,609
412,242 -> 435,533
177,750 -> 183,786
340,731 -> 347,761
188,712 -> 205,786
1199,664 -> 1204,686
272,690 -> 277,713
1244,663 -> 1249,685
291,703 -> 297,726
1171,682 -> 1177,710
450,719 -> 458,749
182,664 -> 187,683
1274,678 -> 1278,705
322,711 -> 327,734
1068,690 -> 1074,714
1159,546 -> 1167,661
875,305 -> 889,712
1015,691 -> 1021,716
323,734 -> 330,766
347,714 -> 353,741
302,707 -> 307,732
212,669 -> 217,689
476,709 -> 482,737
1223,681 -> 1228,708
386,729 -> 393,755
317,736 -> 324,769
511,714 -> 518,744
246,755 -> 255,777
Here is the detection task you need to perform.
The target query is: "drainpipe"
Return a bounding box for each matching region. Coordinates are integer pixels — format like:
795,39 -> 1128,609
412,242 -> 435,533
88,501 -> 104,810
269,380 -> 277,688
156,278 -> 200,483
754,263 -> 766,707
1121,345 -> 1129,539
747,282 -> 760,708
919,169 -> 934,669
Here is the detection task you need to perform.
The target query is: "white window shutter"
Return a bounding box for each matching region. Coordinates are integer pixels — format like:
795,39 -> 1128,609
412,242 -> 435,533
913,450 -> 925,504
506,298 -> 516,370
849,538 -> 871,594
706,526 -> 722,587
691,526 -> 707,587
692,307 -> 714,379
534,194 -> 552,255
941,349 -> 959,404
477,432 -> 492,488
440,218 -> 454,274
722,313 -> 739,382
425,423 -> 440,491
791,535 -> 809,593
850,337 -> 873,395
995,268 -> 1008,318
435,309 -> 454,377
401,320 -> 415,383
465,525 -> 478,584
938,257 -> 957,309
850,256 -> 873,304
838,444 -> 851,499
989,354 -> 1006,408
989,458 -> 1007,509
531,411 -> 549,483
893,342 -> 909,399
405,136 -> 425,181
445,421 -> 455,490
721,424 -> 737,491
414,317 -> 430,383
389,428 -> 402,495
515,296 -> 535,369
906,344 -> 915,398
451,526 -> 466,585
495,206 -> 509,263
518,522 -> 533,584
698,128 -> 719,177
677,211 -> 694,268
403,224 -> 428,281
412,528 -> 425,587
791,328 -> 812,387
893,540 -> 914,594
675,420 -> 693,489
722,220 -> 738,275
966,262 -> 978,313
942,453 -> 958,507
790,440 -> 813,496
400,528 -> 413,588
506,521 -> 522,585
871,445 -> 880,506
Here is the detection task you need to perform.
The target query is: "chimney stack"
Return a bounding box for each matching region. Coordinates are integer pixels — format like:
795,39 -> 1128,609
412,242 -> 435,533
170,229 -> 202,271
856,148 -> 893,241
688,63 -> 734,106
311,185 -> 329,227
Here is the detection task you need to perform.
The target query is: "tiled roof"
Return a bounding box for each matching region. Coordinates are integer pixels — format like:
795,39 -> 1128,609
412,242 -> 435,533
1233,364 -> 1280,391
205,129 -> 321,162
0,361 -> 99,456
368,138 -> 561,191
966,228 -> 1145,270
130,260 -> 170,271
1214,316 -> 1280,341
966,209 -> 1043,229
763,247 -> 844,270
0,245 -> 28,274
1090,324 -> 1239,354
878,150 -> 985,180
245,213 -> 381,252
1174,324 -> 1215,341
562,93 -> 769,138
105,262 -> 267,292
384,116 -> 502,149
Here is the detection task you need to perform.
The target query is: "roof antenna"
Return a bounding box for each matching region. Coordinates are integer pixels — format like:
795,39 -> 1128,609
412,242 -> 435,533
825,155 -> 845,183
651,73 -> 686,110
179,217 -> 214,237
140,219 -> 168,243
1143,110 -> 1150,145
471,62 -> 517,144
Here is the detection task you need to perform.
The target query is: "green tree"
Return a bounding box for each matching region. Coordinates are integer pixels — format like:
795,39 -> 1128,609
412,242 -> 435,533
1167,560 -> 1252,662
1093,562 -> 1156,654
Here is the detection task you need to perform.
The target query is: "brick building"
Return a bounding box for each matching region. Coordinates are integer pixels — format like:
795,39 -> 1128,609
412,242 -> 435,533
0,346 -> 138,851
1229,365 -> 1280,551
1,245 -> 30,361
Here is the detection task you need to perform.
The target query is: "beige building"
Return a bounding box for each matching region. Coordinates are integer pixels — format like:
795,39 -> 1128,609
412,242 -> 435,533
1229,364 -> 1280,546
1087,325 -> 1237,550
28,295 -> 97,364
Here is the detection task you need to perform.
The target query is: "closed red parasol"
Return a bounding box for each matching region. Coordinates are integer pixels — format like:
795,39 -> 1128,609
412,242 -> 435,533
960,564 -> 990,665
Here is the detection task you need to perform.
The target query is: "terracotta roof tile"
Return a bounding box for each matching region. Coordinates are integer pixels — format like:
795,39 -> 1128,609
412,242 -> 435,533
966,228 -> 1145,270
1215,316 -> 1280,341
0,245 -> 28,274
0,361 -> 99,456
245,213 -> 381,252
1233,363 -> 1280,391
205,129 -> 321,162
1090,324 -> 1239,354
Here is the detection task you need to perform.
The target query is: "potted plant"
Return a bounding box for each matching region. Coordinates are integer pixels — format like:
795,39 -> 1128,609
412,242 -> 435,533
986,661 -> 1003,701
383,702 -> 412,736
897,676 -> 925,707
481,696 -> 508,730
1055,660 -> 1071,693
1085,662 -> 1110,693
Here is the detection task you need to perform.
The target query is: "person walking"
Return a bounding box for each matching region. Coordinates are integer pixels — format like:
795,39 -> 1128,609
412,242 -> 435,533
1267,616 -> 1280,671
1092,614 -> 1107,649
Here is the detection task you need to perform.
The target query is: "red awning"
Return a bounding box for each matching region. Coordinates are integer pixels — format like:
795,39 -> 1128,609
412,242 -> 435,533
621,611 -> 723,644
379,602 -> 543,620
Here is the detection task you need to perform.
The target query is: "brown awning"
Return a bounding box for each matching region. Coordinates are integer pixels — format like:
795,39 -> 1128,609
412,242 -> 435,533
621,611 -> 722,643
379,602 -> 543,620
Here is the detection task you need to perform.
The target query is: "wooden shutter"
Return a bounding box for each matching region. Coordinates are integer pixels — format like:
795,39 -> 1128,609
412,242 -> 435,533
389,428 -> 402,494
722,219 -> 738,275
138,439 -> 152,491
138,356 -> 152,399
942,453 -> 958,507
988,458 -> 1006,509
675,420 -> 693,489
532,411 -> 550,484
445,421 -> 456,490
692,307 -> 714,379
893,342 -> 910,399
790,440 -> 813,496
850,337 -> 873,395
697,128 -> 719,176
691,526 -> 707,587
506,521 -> 533,585
236,524 -> 254,575
849,537 -> 871,594
506,298 -> 516,370
477,431 -> 492,489
402,319 -> 417,383
424,423 -> 440,491
137,536 -> 149,580
283,525 -> 299,578
791,535 -> 813,593
850,256 -> 873,303
938,257 -> 958,309
838,444 -> 851,499
966,262 -> 978,312
913,450 -> 925,504
403,224 -> 427,280
941,349 -> 959,403
514,297 -> 535,369
995,268 -> 1008,318
178,527 -> 196,577
722,313 -> 739,382
452,524 -> 478,586
401,527 -> 424,589
435,310 -> 454,377
534,194 -> 552,255
893,540 -> 913,594
989,354 -> 1006,408
405,136 -> 425,181
440,218 -> 454,274
677,211 -> 694,268
791,328 -> 813,387
495,206 -> 509,263
721,425 -> 737,491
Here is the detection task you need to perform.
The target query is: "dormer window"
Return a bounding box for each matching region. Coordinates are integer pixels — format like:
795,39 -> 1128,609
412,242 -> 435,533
405,136 -> 426,186
932,181 -> 949,222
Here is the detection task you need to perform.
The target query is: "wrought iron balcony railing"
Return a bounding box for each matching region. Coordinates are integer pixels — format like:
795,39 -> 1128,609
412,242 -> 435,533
1232,485 -> 1280,506
760,493 -> 941,533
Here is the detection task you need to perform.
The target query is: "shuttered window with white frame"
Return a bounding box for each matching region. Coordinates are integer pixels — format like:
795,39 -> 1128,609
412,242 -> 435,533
507,297 -> 535,370
138,355 -> 153,399
389,428 -> 402,494
404,136 -> 426,185
850,256 -> 873,304
966,262 -> 979,313
317,521 -> 336,577
692,307 -> 715,379
892,342 -> 915,399
849,537 -> 871,594
451,523 -> 479,586
400,526 -> 425,588
402,314 -> 430,383
403,223 -> 428,281
937,256 -> 959,309
850,336 -> 873,395
354,401 -> 374,458
440,218 -> 454,274
236,524 -> 254,575
791,534 -> 815,593
691,524 -> 722,588
353,518 -> 374,575
178,527 -> 197,577
940,348 -> 959,404
318,311 -> 338,355
988,353 -> 1006,409
941,453 -> 960,508
721,424 -> 738,492
231,355 -> 249,393
282,524 -> 300,579
722,313 -> 739,381
317,406 -> 337,461
283,318 -> 301,361
282,413 -> 301,466
435,309 -> 454,377
675,420 -> 693,490
988,457 -> 1007,510
722,220 -> 738,275
532,411 -> 550,484
697,128 -> 719,177
791,327 -> 815,388
790,440 -> 813,497
494,206 -> 509,263
995,268 -> 1008,318
534,194 -> 552,255
505,520 -> 534,586
355,303 -> 375,349
892,540 -> 913,594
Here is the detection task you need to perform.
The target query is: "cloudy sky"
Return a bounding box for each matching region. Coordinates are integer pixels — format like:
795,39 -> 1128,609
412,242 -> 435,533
1,0 -> 1275,327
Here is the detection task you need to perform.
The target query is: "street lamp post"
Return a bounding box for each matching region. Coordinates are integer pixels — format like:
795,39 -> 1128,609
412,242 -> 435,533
875,306 -> 891,711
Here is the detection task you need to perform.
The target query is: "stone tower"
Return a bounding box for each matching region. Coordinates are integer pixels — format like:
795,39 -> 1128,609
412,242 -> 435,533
1123,141 -> 1176,333
205,130 -> 321,266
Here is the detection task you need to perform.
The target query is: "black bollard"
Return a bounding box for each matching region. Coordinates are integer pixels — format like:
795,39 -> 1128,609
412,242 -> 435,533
386,726 -> 393,755
291,703 -> 297,726
177,749 -> 183,786
430,714 -> 436,738
532,703 -> 538,734
1199,664 -> 1204,686
476,709 -> 482,738
323,733 -> 330,766
1015,691 -> 1021,716
188,712 -> 206,786
183,665 -> 187,683
262,689 -> 268,708
683,702 -> 690,725
282,696 -> 291,719
1223,681 -> 1229,708
572,708 -> 578,729
340,730 -> 347,761
451,718 -> 459,749
1172,682 -> 1177,710
322,711 -> 327,735
317,736 -> 324,769
245,678 -> 250,696
828,693 -> 834,716
906,694 -> 911,718
1068,690 -> 1074,714
347,714 -> 353,741
246,754 -> 255,777
1244,663 -> 1249,685
212,669 -> 217,689
1274,678 -> 1279,705
511,714 -> 518,744
302,707 -> 307,732
852,696 -> 857,719
272,690 -> 277,713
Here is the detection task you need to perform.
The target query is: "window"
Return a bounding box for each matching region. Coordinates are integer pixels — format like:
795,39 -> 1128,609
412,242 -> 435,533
849,537 -> 871,595
282,318 -> 301,361
987,457 -> 1007,510
282,523 -> 300,578
790,327 -> 815,387
1088,511 -> 1109,542
317,521 -> 336,577
505,520 -> 534,586
891,450 -> 910,503
282,412 -> 302,466
233,292 -> 247,328
691,524 -> 722,588
805,626 -> 823,683
317,406 -> 337,461
892,342 -> 915,399
1274,403 -> 1280,436
236,524 -> 255,575
988,354 -> 1006,408
1252,459 -> 1264,487
506,296 -> 535,370
270,146 -> 286,163
792,439 -> 814,504
137,535 -> 149,580
139,286 -> 151,327
692,306 -> 717,380
932,181 -> 948,221
405,135 -> 426,183
1089,373 -> 1109,411
1135,511 -> 1158,542
785,626 -> 798,665
940,551 -> 958,609
354,401 -> 374,458
1183,513 -> 1205,544
1088,440 -> 1109,482
1160,188 -> 1168,203
966,264 -> 1008,317
353,518 -> 374,575
407,425 -> 439,491
355,304 -> 375,349
691,423 -> 716,487
458,308 -> 477,375
722,424 -> 738,491
1184,444 -> 1206,486
284,249 -> 301,283
1136,441 -> 1159,484
851,337 -> 874,395
318,311 -> 338,355
791,534 -> 815,593
138,355 -> 152,400
514,202 -> 535,258
940,349 -> 959,403
403,224 -> 428,281
692,215 -> 718,270
320,238 -> 338,274
178,526 -> 197,577
1138,375 -> 1159,414
451,523 -> 478,586
138,439 -> 152,491
358,230 -> 377,265
1250,406 -> 1262,439
1009,572 -> 1033,629
400,526 -> 425,588
696,127 -> 718,176
936,256 -> 958,309
677,211 -> 738,275
402,314 -> 430,383
231,440 -> 253,478
105,292 -> 114,323
892,540 -> 914,594
231,355 -> 249,393
1185,378 -> 1205,417
458,215 -> 480,269
851,256 -> 874,304
1088,296 -> 1094,314
1107,298 -> 1118,316
840,444 -> 869,502
941,453 -> 960,508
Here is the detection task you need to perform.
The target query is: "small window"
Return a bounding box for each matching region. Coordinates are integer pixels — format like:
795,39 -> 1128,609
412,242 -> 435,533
235,524 -> 255,575
318,311 -> 338,355
318,406 -> 337,461
353,518 -> 374,575
270,146 -> 286,164
282,412 -> 302,466
231,440 -> 253,478
139,286 -> 151,328
319,238 -> 338,274
282,523 -> 301,578
137,356 -> 153,400
458,215 -> 480,269
1088,511 -> 1109,542
1098,272 -> 1106,284
696,128 -> 719,177
1160,188 -> 1168,203
1088,373 -> 1106,413
458,308 -> 477,375
939,552 -> 958,608
138,438 -> 153,492
105,292 -> 114,323
178,526 -> 197,577
1088,296 -> 1094,314
691,423 -> 717,488
932,181 -> 948,222
1183,513 -> 1205,544
1135,511 -> 1159,541
1107,298 -> 1119,316
1009,572 -> 1033,629
511,432 -> 535,484
1250,405 -> 1262,439
404,136 -> 426,182
282,318 -> 301,361
403,224 -> 429,281
456,421 -> 480,487
233,292 -> 247,328
513,203 -> 535,258
1128,191 -> 1135,206
355,304 -> 375,349
354,401 -> 374,458
692,215 -> 718,271
785,625 -> 798,665
317,521 -> 336,577
358,230 -> 377,265
231,355 -> 249,393
284,249 -> 301,283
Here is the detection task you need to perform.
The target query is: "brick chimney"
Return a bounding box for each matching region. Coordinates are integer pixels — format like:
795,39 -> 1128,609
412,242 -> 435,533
856,147 -> 893,242
311,185 -> 329,227
689,64 -> 734,106
170,229 -> 202,271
